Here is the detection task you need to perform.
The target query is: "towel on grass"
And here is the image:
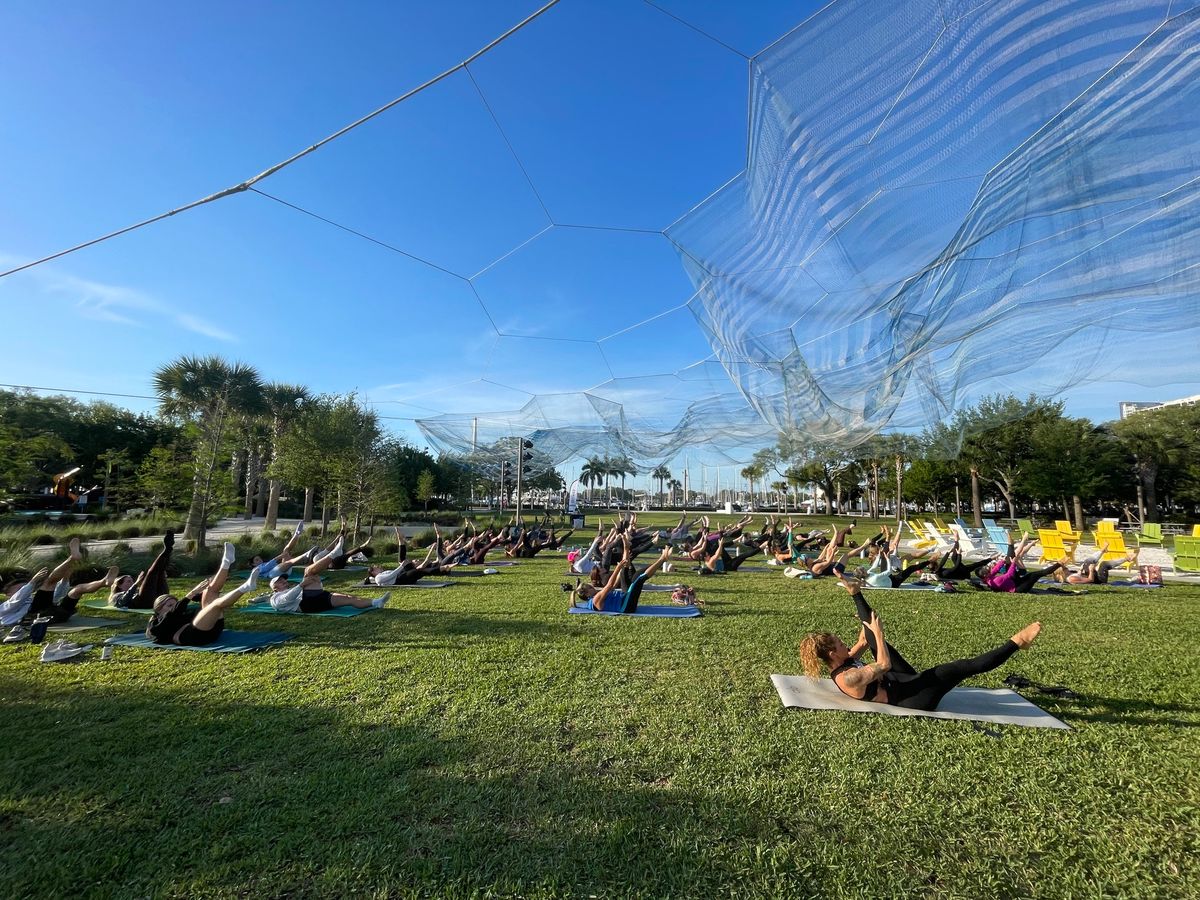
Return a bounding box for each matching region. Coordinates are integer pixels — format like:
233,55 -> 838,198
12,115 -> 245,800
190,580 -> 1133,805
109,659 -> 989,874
770,674 -> 1069,729
105,631 -> 293,653
568,604 -> 702,618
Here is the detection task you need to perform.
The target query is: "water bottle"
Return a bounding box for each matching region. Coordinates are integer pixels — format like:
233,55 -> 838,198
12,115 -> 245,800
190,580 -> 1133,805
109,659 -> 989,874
101,645 -> 113,661
30,615 -> 52,644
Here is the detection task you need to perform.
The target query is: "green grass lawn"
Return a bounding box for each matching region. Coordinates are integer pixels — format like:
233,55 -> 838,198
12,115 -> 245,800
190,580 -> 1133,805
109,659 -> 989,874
2,541 -> 1199,898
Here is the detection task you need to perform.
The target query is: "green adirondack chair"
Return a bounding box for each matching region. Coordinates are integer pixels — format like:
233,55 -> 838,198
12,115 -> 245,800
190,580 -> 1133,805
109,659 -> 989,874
1016,518 -> 1037,536
1136,522 -> 1164,547
1174,536 -> 1200,573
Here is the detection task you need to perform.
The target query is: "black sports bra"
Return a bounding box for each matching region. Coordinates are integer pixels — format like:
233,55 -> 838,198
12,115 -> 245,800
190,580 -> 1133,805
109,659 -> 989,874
831,660 -> 879,702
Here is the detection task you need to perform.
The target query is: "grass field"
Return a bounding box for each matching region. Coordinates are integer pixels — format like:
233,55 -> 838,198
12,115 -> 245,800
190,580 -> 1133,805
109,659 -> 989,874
2,518 -> 1199,898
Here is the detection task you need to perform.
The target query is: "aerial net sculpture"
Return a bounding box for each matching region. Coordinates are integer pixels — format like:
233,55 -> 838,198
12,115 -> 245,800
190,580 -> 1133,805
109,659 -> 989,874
4,0 -> 1199,467
666,0 -> 1200,448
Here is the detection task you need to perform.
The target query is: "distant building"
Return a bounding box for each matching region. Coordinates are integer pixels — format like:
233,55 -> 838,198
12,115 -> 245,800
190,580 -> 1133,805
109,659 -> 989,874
1119,395 -> 1200,419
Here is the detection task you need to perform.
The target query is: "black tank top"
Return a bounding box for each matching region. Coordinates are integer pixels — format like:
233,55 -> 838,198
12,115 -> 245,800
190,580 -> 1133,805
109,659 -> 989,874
831,660 -> 878,702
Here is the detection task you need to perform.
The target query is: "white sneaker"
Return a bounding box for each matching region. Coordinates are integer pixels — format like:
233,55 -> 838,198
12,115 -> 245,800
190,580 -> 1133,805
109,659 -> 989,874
372,592 -> 391,609
4,625 -> 30,643
766,558 -> 781,566
784,566 -> 804,579
483,568 -> 499,575
41,640 -> 92,662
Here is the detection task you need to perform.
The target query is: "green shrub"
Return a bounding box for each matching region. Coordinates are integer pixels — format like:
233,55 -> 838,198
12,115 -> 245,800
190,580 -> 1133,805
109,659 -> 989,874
32,533 -> 57,546
99,528 -> 121,541
120,525 -> 143,539
112,542 -> 132,555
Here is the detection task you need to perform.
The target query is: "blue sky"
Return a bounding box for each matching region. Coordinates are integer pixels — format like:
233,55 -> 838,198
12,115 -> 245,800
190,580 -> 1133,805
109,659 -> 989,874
2,0 -> 1195,490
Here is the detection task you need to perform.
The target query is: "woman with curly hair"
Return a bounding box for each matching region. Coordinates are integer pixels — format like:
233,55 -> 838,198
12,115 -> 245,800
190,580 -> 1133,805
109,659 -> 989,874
798,580 -> 1042,711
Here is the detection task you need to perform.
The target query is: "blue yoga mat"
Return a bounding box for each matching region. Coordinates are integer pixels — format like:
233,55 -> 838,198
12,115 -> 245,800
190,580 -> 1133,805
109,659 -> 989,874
239,600 -> 374,617
568,604 -> 702,618
1110,580 -> 1163,589
105,630 -> 293,653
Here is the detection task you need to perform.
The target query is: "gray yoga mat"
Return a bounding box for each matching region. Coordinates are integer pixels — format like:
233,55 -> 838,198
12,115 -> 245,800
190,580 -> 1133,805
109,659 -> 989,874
770,674 -> 1069,730
48,616 -> 125,633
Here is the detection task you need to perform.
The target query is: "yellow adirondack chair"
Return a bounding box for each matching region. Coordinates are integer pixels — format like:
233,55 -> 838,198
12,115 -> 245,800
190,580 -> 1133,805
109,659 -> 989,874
932,518 -> 951,534
905,521 -> 938,551
1038,528 -> 1076,563
1093,532 -> 1134,567
1055,520 -> 1083,542
1193,525 -> 1200,538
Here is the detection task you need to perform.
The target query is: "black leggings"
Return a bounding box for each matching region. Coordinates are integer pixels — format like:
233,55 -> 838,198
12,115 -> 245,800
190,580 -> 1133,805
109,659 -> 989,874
1011,563 -> 1063,594
31,589 -> 79,623
937,552 -> 993,581
129,543 -> 173,609
851,592 -> 1020,711
723,544 -> 762,571
888,560 -> 930,588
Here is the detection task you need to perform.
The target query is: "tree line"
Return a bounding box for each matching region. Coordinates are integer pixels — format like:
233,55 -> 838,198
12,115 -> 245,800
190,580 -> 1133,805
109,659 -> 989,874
0,357 -> 488,547
741,394 -> 1200,526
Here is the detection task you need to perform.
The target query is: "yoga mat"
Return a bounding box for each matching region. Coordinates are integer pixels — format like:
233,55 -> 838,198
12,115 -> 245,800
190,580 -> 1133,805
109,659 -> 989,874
1109,581 -> 1163,589
446,570 -> 486,577
240,601 -> 374,617
568,604 -> 702,618
48,616 -> 124,633
388,581 -> 454,589
770,675 -> 1069,730
642,583 -> 685,593
732,565 -> 773,573
105,631 -> 293,654
82,600 -> 153,615
863,582 -> 944,592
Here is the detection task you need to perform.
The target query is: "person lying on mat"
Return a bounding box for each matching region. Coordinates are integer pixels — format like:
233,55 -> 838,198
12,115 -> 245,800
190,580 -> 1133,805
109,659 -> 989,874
928,538 -> 996,582
981,532 -> 1063,593
857,542 -> 934,588
362,532 -> 457,585
506,525 -> 575,559
570,522 -> 622,575
791,523 -> 855,578
310,519 -> 374,570
1,539 -> 123,634
767,522 -> 827,564
1056,543 -> 1139,584
146,565 -> 265,647
797,579 -> 1042,711
249,521 -> 314,580
569,545 -> 672,613
267,544 -> 384,613
694,533 -> 764,575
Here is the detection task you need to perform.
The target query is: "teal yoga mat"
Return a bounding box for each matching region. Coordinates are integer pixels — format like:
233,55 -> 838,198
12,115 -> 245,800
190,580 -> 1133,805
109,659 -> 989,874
82,600 -> 152,615
239,600 -> 374,617
105,630 -> 293,653
568,604 -> 702,618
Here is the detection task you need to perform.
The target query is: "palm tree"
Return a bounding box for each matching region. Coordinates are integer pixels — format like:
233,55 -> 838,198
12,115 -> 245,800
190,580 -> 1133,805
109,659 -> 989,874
667,478 -> 682,507
580,457 -> 605,504
154,355 -> 264,549
613,456 -> 636,507
740,462 -> 765,508
651,464 -> 671,507
770,480 -> 789,513
262,382 -> 311,531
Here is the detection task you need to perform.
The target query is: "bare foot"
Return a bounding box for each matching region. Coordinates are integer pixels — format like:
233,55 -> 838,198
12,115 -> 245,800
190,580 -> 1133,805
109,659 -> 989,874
1012,622 -> 1042,649
68,537 -> 82,560
104,566 -> 120,586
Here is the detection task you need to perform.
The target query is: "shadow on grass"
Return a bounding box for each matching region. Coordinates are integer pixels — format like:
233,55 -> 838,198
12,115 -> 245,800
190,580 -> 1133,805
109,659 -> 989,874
218,608 -> 563,652
0,678 -> 784,897
1048,693 -> 1200,729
